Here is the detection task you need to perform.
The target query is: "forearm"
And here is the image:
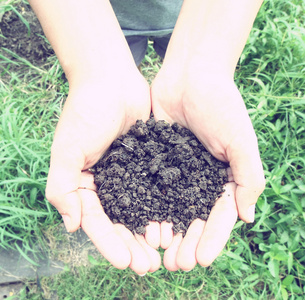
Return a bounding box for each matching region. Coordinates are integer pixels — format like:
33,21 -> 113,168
29,0 -> 135,85
165,0 -> 263,78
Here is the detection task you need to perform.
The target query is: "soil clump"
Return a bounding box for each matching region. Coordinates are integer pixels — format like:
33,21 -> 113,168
92,116 -> 229,236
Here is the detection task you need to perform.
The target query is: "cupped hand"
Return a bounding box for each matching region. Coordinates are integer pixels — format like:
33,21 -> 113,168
150,60 -> 265,270
46,70 -> 161,275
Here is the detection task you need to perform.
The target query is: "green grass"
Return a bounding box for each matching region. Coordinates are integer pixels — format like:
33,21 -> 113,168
1,0 -> 305,299
0,51 -> 68,254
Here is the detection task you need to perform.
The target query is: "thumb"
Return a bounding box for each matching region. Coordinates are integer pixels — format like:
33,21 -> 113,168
235,182 -> 264,223
228,135 -> 265,223
46,148 -> 84,232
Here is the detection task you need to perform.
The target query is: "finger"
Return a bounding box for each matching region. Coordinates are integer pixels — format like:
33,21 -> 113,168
46,154 -> 83,232
79,170 -> 97,191
228,134 -> 265,223
115,225 -> 151,275
145,221 -> 161,249
177,219 -> 205,271
55,192 -> 82,233
55,171 -> 96,232
80,169 -> 150,274
163,233 -> 183,271
46,142 -> 83,232
78,189 -> 131,269
135,234 -> 162,273
196,183 -> 238,267
226,167 -> 234,182
160,221 -> 174,249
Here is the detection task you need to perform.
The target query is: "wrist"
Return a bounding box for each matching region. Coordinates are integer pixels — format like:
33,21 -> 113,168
160,51 -> 235,92
163,0 -> 263,81
163,36 -> 237,81
67,60 -> 141,90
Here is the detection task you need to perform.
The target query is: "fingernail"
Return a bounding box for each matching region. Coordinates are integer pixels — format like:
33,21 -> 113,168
139,273 -> 147,277
247,204 -> 256,223
62,214 -> 71,232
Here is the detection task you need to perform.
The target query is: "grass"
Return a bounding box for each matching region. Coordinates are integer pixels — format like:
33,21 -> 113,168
0,49 -> 68,255
1,0 -> 305,299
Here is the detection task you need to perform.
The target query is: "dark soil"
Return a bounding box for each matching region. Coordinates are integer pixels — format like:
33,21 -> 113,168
92,116 -> 229,236
0,3 -> 54,68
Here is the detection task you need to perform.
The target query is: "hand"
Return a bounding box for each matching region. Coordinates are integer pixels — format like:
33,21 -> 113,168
46,70 -> 161,275
150,60 -> 265,270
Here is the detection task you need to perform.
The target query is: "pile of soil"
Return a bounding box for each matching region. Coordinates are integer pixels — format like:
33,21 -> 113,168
0,4 -> 54,67
92,117 -> 229,236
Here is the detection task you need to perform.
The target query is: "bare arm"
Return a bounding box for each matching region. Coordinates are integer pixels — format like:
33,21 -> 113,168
29,0 -> 136,85
165,0 -> 264,77
152,0 -> 265,270
28,0 -> 158,275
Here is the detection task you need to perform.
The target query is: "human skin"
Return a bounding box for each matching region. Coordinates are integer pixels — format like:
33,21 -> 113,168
29,0 -> 160,275
29,0 -> 265,273
151,0 -> 265,270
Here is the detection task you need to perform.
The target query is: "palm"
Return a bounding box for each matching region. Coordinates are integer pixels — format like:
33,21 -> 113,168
151,70 -> 253,163
150,67 -> 264,270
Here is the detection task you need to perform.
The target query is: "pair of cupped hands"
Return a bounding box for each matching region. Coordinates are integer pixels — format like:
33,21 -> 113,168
46,60 -> 265,275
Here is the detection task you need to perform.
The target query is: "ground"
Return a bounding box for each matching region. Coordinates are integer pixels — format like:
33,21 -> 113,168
0,3 -> 53,67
